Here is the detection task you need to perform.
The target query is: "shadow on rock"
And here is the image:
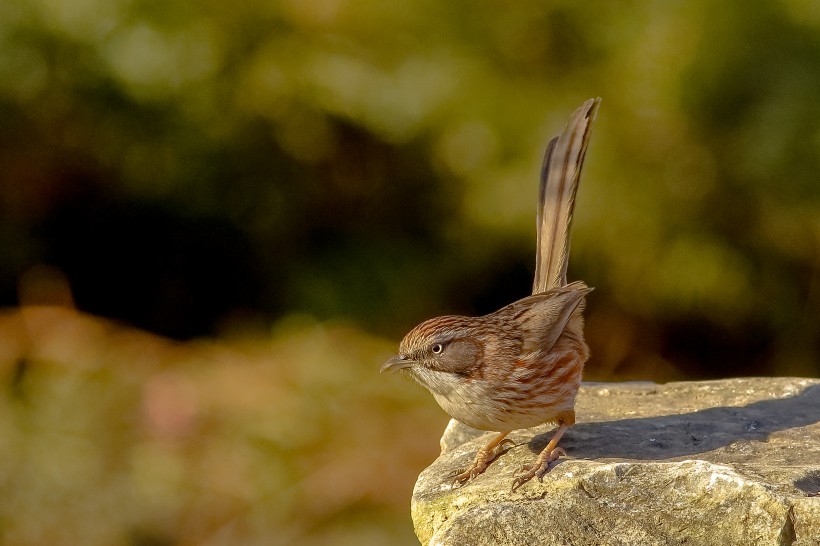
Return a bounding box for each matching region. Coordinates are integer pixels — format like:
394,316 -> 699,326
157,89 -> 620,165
527,384 -> 820,461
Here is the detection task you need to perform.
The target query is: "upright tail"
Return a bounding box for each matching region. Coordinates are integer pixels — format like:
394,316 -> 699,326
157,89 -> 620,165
532,98 -> 600,294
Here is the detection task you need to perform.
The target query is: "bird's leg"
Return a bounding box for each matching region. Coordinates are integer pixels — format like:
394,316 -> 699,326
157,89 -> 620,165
450,431 -> 512,485
512,410 -> 575,491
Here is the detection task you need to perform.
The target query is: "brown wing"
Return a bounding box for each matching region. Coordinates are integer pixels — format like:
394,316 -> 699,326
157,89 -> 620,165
498,281 -> 593,355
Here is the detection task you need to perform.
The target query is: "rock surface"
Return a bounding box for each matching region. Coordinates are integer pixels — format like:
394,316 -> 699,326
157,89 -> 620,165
412,377 -> 820,545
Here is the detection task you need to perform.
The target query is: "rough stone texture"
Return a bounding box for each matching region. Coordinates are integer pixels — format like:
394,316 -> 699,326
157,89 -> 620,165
412,377 -> 820,546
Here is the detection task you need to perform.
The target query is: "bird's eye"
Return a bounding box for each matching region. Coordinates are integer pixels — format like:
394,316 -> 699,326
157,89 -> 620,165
431,343 -> 443,354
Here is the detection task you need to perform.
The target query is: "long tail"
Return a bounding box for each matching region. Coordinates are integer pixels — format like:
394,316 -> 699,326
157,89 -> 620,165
532,98 -> 600,294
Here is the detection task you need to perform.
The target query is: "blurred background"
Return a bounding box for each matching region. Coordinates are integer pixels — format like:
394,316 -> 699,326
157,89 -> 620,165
1,0 -> 819,544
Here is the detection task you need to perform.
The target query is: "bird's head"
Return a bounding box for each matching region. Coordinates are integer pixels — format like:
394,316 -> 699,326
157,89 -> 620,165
380,315 -> 484,393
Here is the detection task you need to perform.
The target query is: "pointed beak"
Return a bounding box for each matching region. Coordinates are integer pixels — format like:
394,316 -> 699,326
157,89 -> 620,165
380,354 -> 415,373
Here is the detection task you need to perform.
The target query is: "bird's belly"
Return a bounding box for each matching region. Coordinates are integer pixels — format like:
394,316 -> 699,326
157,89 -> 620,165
432,376 -> 579,432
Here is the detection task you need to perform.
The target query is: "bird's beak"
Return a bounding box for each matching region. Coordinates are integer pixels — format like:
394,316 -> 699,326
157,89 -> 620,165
380,354 -> 415,373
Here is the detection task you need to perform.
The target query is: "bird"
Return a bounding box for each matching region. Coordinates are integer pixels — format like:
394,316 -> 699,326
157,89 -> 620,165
382,98 -> 599,490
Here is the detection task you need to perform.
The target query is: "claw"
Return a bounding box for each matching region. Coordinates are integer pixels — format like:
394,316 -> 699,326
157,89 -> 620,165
512,478 -> 528,491
511,464 -> 540,491
548,447 -> 567,462
451,471 -> 471,486
452,462 -> 491,486
510,447 -> 568,490
497,439 -> 516,452
447,456 -> 487,486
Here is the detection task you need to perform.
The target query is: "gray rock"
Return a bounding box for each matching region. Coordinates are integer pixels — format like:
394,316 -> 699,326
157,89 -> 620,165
411,377 -> 820,545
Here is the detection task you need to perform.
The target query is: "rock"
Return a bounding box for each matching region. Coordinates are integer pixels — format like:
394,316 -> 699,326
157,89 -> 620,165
411,377 -> 820,545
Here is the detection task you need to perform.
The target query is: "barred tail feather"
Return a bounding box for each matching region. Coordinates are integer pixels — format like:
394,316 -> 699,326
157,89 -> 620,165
533,98 -> 600,294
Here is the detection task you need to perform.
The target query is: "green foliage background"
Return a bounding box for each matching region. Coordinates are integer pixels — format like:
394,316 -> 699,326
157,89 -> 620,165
0,0 -> 819,544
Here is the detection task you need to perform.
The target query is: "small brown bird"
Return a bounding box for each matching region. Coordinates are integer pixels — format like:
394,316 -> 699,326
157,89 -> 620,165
382,98 -> 599,489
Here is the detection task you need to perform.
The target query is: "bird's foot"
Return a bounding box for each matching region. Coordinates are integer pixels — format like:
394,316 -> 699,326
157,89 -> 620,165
511,447 -> 566,491
450,439 -> 515,486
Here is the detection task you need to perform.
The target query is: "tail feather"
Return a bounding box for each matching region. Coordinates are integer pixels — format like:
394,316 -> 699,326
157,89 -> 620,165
533,98 -> 600,294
